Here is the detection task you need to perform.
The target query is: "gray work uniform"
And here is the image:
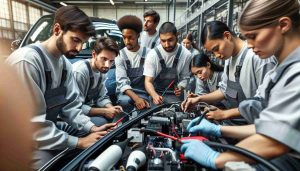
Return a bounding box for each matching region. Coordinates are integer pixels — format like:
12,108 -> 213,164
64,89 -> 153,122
6,43 -> 95,169
252,47 -> 300,171
189,47 -> 200,58
143,44 -> 192,104
195,71 -> 223,95
219,44 -> 276,107
73,59 -> 113,126
219,44 -> 276,125
140,31 -> 160,49
115,47 -> 150,112
224,48 -> 249,108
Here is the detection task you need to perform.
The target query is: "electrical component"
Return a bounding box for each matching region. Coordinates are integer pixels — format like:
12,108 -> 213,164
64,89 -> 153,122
128,128 -> 144,143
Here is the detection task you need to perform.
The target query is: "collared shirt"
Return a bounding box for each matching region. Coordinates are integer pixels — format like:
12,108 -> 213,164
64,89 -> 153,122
143,44 -> 192,88
72,59 -> 112,114
6,43 -> 94,150
255,46 -> 300,153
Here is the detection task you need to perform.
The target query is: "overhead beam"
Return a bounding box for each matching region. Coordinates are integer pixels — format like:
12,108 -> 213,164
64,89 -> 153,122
26,0 -> 57,12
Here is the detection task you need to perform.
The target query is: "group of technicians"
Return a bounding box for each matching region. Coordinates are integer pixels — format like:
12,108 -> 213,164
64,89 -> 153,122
3,0 -> 300,170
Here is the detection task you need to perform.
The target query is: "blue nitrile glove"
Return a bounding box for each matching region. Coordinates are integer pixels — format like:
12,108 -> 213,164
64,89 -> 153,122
187,118 -> 221,137
181,140 -> 220,169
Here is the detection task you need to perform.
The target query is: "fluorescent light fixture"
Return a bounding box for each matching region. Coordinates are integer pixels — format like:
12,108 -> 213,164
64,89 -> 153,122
110,0 -> 114,5
59,2 -> 67,6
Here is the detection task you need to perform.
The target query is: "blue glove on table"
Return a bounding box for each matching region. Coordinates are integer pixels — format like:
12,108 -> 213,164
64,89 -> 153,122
187,118 -> 221,137
181,140 -> 220,169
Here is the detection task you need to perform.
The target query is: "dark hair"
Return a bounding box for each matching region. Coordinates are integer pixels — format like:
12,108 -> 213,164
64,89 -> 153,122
117,15 -> 143,34
192,51 -> 224,72
201,21 -> 236,45
54,5 -> 95,37
239,0 -> 300,31
184,33 -> 201,51
93,37 -> 119,56
143,9 -> 160,23
159,22 -> 177,35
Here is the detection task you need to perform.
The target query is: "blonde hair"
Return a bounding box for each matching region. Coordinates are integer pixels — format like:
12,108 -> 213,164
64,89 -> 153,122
239,0 -> 300,30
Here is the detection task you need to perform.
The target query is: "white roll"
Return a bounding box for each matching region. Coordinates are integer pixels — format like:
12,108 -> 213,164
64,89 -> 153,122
88,145 -> 123,171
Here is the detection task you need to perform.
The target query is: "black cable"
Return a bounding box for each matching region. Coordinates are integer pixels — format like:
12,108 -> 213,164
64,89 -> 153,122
204,141 -> 281,171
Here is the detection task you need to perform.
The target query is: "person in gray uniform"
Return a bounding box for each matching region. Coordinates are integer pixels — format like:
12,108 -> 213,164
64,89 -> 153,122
73,37 -> 123,126
192,52 -> 224,96
140,10 -> 160,49
180,0 -> 300,170
144,22 -> 192,105
6,6 -> 115,169
115,15 -> 150,113
182,33 -> 200,58
182,21 -> 276,122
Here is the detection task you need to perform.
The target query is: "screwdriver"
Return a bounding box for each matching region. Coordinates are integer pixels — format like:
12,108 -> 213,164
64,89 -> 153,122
161,80 -> 175,97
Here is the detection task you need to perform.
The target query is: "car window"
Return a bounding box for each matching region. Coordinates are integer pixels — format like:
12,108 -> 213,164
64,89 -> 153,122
22,16 -> 53,46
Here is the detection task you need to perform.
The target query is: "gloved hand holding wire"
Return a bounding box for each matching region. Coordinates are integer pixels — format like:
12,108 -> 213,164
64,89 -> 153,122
181,139 -> 220,169
187,118 -> 221,137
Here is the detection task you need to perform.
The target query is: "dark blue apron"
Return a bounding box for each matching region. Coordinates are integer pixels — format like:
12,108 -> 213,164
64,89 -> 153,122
120,47 -> 147,92
28,45 -> 68,123
83,60 -> 102,104
153,45 -> 183,95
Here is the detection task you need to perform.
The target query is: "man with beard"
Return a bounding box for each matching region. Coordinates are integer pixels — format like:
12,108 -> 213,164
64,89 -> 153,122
6,6 -> 115,169
73,37 -> 123,125
140,10 -> 160,49
144,22 -> 192,105
115,15 -> 150,114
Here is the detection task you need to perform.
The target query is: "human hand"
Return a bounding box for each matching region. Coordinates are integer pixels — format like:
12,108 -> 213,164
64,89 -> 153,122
187,91 -> 199,98
152,94 -> 163,105
90,123 -> 116,133
187,118 -> 221,137
77,131 -> 107,149
206,107 -> 227,120
104,106 -> 123,118
181,140 -> 219,169
174,87 -> 183,96
181,97 -> 200,112
134,97 -> 150,110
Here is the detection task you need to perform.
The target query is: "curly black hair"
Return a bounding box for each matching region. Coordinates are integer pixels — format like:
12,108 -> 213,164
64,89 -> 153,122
117,15 -> 143,34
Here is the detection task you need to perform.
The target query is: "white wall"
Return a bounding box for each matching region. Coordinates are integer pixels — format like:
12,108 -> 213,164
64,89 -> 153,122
78,3 -> 186,28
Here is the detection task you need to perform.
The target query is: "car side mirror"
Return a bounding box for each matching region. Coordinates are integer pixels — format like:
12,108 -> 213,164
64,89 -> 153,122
11,39 -> 22,51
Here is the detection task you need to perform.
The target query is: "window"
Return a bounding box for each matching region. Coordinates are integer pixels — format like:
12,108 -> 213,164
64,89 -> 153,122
12,1 -> 28,31
29,6 -> 41,26
0,0 -> 10,28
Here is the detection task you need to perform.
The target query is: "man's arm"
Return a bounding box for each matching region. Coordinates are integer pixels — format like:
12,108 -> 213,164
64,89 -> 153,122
198,89 -> 226,104
206,108 -> 241,120
145,76 -> 163,105
215,134 -> 289,169
221,124 -> 255,139
182,89 -> 225,112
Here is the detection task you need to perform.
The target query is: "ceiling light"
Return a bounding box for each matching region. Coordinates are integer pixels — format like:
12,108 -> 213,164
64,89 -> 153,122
59,2 -> 67,6
110,0 -> 114,5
